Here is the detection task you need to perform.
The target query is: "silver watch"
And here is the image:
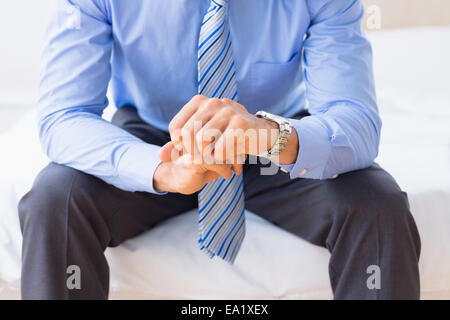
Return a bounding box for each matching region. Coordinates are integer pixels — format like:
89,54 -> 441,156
255,110 -> 292,158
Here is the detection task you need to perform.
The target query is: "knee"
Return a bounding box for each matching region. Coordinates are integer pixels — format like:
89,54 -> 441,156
18,163 -> 88,231
329,167 -> 421,261
332,168 -> 413,227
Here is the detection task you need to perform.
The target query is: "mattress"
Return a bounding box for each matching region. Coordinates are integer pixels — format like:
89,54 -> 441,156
1,27 -> 449,299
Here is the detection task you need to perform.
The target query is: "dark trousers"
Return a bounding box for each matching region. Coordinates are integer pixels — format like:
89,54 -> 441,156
18,106 -> 421,299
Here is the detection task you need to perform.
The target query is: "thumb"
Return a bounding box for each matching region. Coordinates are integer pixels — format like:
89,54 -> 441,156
203,163 -> 233,180
159,141 -> 179,162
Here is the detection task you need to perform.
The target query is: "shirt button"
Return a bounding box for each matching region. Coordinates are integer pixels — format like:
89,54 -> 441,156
299,169 -> 307,176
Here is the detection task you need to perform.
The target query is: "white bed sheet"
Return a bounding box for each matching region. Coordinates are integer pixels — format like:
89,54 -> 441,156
1,27 -> 449,299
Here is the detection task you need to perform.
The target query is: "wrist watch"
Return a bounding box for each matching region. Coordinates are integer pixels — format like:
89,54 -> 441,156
255,110 -> 293,159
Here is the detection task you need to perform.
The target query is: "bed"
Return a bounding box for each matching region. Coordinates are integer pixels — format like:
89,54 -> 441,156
1,27 -> 449,299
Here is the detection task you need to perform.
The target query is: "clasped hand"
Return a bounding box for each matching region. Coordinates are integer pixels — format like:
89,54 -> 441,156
154,95 -> 281,194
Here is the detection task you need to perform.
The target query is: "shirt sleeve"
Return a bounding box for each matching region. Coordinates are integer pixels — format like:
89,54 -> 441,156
37,0 -> 165,194
281,0 -> 382,180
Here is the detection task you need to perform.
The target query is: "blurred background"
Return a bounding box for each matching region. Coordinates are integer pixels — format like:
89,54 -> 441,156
0,0 -> 449,299
0,0 -> 52,131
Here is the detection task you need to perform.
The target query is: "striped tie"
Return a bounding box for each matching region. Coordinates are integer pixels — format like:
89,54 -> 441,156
197,0 -> 245,263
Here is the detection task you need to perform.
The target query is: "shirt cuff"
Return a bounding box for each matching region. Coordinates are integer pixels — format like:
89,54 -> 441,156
283,116 -> 332,180
117,142 -> 167,194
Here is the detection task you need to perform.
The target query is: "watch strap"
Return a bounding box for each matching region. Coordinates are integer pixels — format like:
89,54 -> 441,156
255,111 -> 292,158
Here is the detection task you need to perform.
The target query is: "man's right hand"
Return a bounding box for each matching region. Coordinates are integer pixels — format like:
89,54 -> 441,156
153,141 -> 236,194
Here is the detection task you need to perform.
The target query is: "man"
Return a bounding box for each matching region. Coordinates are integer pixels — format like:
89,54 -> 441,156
19,0 -> 421,299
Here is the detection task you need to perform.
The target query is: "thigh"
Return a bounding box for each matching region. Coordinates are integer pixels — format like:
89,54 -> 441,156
95,170 -> 197,247
30,106 -> 197,247
30,161 -> 198,248
243,160 -> 407,248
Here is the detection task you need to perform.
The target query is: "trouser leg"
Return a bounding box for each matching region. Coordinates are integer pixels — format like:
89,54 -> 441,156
243,161 -> 421,299
18,106 -> 197,299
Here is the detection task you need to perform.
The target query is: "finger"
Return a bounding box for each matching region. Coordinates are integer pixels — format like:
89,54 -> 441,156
159,141 -> 180,162
195,115 -> 227,156
180,125 -> 197,157
231,152 -> 246,174
232,163 -> 243,175
221,98 -> 247,112
171,145 -> 231,180
180,109 -> 215,157
199,139 -> 218,167
204,171 -> 220,184
172,137 -> 184,152
168,95 -> 207,141
203,163 -> 233,180
213,131 -> 227,164
173,153 -> 196,167
213,128 -> 244,165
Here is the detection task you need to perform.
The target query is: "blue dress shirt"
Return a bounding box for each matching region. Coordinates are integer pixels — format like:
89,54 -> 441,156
37,0 -> 381,194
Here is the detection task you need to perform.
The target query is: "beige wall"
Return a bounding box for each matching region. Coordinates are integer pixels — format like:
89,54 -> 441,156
362,0 -> 450,29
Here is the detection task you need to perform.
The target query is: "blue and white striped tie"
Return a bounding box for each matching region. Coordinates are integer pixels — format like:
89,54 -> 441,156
197,0 -> 245,263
